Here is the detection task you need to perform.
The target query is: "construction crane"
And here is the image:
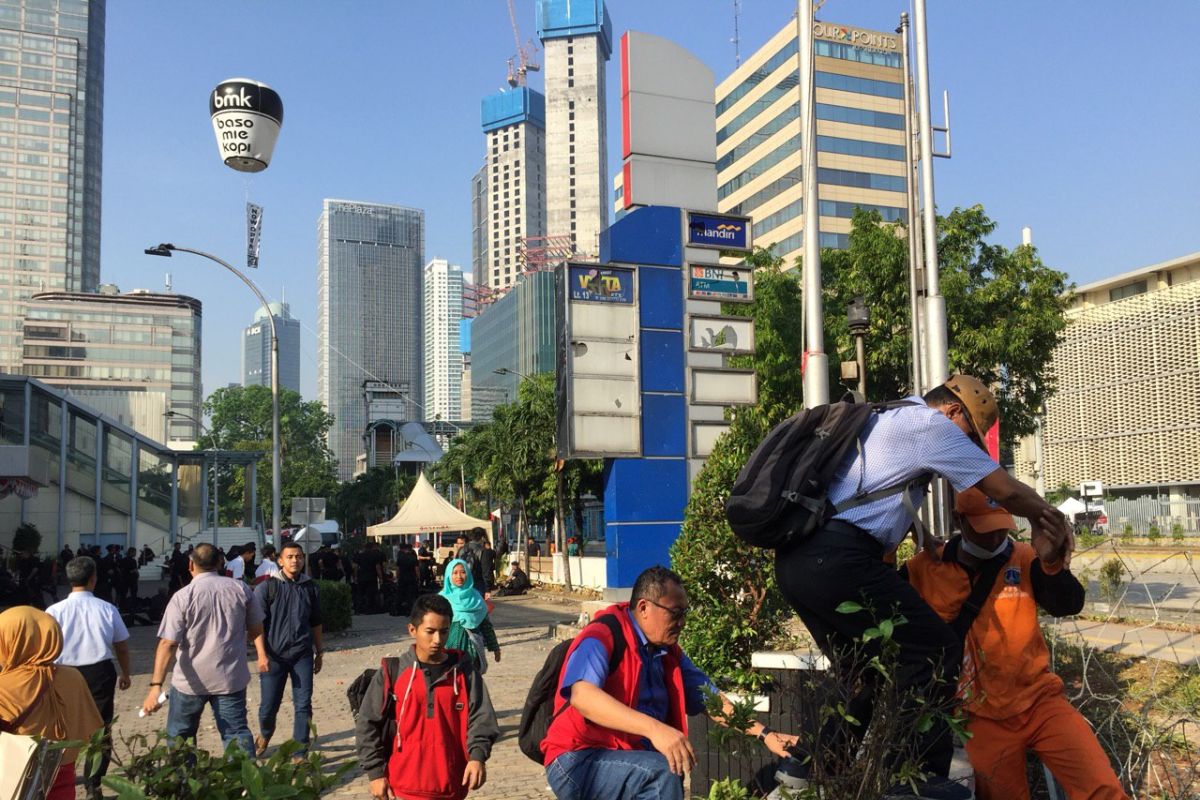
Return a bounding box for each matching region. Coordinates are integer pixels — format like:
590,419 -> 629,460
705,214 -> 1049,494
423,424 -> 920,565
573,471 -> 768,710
506,0 -> 540,87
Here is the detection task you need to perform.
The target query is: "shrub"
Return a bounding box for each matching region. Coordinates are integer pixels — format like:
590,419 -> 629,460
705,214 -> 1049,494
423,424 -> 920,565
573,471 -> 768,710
1121,523 -> 1134,545
316,579 -> 352,633
93,729 -> 352,799
1148,524 -> 1162,545
12,522 -> 40,554
1100,557 -> 1125,603
1173,522 -> 1186,544
1077,525 -> 1104,550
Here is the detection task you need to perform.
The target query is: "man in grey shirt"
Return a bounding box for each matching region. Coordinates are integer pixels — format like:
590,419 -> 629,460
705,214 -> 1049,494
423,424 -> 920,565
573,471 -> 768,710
141,543 -> 266,752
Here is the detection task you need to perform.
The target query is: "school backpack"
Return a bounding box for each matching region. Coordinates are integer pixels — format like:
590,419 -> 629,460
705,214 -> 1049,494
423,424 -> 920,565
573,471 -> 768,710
516,614 -> 626,764
726,399 -> 925,550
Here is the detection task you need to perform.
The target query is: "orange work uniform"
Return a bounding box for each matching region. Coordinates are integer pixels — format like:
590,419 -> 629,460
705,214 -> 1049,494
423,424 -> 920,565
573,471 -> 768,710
905,539 -> 1128,800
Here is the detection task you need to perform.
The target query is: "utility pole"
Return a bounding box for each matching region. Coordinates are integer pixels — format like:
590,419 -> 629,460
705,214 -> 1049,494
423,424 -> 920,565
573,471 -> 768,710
913,0 -> 946,390
899,12 -> 925,396
798,0 -> 828,408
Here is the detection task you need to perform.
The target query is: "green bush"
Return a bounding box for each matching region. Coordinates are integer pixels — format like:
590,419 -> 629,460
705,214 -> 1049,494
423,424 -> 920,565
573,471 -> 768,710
1077,525 -> 1104,549
1120,522 -> 1134,545
1173,522 -> 1185,544
316,580 -> 352,633
93,729 -> 351,799
12,522 -> 40,554
1100,558 -> 1125,603
1148,524 -> 1162,545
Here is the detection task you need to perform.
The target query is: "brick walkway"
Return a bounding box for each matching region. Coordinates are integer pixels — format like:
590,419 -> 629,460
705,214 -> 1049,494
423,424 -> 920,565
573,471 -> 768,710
84,593 -> 582,799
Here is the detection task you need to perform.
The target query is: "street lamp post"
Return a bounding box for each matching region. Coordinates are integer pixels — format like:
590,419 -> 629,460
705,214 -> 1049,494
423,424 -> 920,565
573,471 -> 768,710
147,243 -> 282,547
846,297 -> 870,398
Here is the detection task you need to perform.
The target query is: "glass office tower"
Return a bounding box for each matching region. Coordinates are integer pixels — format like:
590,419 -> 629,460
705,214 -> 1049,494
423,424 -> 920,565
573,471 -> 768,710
0,0 -> 105,370
317,200 -> 424,480
242,301 -> 300,394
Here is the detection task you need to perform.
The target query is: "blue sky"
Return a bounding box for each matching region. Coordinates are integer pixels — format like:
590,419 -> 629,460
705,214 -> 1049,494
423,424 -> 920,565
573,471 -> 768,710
99,1 -> 1200,401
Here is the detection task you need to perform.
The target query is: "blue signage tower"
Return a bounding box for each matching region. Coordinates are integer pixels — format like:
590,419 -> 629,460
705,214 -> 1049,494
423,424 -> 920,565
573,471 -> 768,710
598,205 -> 690,590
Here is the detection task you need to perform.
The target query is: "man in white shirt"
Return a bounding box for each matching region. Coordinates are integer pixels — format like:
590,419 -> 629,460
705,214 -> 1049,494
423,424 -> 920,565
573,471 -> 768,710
255,543 -> 282,582
47,555 -> 132,800
228,541 -> 256,581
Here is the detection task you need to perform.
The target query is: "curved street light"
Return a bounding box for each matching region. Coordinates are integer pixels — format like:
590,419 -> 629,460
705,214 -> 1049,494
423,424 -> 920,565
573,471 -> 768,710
147,243 -> 282,545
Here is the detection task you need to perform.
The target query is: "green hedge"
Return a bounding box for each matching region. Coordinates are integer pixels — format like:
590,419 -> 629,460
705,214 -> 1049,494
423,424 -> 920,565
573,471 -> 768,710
316,580 -> 352,633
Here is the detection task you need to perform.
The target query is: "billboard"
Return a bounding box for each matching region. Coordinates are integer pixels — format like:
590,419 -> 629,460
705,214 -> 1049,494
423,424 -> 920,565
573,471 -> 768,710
686,212 -> 752,251
687,264 -> 753,303
557,263 -> 641,458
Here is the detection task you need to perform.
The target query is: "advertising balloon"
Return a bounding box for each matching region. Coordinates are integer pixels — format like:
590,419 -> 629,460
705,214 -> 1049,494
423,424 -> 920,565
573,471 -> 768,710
209,78 -> 283,173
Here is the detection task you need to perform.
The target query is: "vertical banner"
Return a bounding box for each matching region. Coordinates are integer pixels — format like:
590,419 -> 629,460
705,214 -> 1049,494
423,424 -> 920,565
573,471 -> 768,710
246,202 -> 263,268
985,419 -> 1000,462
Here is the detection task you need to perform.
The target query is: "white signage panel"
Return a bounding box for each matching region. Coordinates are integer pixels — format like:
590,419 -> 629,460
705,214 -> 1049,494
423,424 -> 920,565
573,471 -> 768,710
573,416 -> 640,456
689,315 -> 755,354
690,368 -> 757,406
571,376 -> 638,415
691,422 -> 730,457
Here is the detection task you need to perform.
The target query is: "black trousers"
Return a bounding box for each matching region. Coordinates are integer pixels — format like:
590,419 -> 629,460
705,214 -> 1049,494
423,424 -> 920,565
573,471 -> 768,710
774,520 -> 959,778
76,659 -> 117,790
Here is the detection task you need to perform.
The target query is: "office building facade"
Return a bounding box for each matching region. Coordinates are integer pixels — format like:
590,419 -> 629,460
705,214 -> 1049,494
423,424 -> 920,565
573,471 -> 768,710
317,200 -> 424,480
20,286 -> 202,443
422,258 -> 463,423
1015,252 -> 1200,518
470,270 -> 556,421
470,163 -> 487,282
0,0 -> 105,370
242,300 -> 300,394
480,87 -> 547,292
537,0 -> 610,258
715,18 -> 909,264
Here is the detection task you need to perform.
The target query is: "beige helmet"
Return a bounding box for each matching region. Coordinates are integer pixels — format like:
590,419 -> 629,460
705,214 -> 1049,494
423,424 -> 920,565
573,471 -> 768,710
943,375 -> 998,442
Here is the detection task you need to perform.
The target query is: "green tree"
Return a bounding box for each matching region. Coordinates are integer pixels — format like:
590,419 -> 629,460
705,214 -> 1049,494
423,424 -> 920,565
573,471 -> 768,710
820,205 -> 1071,442
329,467 -> 416,533
200,385 -> 338,528
671,247 -> 801,686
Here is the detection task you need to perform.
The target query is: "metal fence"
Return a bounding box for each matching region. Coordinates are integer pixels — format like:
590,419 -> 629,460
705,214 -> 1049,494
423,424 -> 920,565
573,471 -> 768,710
1104,496 -> 1200,535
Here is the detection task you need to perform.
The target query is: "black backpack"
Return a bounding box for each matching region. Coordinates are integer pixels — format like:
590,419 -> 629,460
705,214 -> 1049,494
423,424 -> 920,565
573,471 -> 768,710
517,614 -> 625,764
726,400 -> 925,550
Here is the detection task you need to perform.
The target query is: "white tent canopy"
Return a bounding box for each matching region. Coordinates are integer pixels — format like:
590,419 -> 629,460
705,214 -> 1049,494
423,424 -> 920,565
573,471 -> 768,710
367,473 -> 490,538
1056,497 -> 1088,518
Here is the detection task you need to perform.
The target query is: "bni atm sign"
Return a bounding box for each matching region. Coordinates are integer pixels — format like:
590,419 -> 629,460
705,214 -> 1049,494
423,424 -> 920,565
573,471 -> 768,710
686,211 -> 752,251
688,264 -> 753,303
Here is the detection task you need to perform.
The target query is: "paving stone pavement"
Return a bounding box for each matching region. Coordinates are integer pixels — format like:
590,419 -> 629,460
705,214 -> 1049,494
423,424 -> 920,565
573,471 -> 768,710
81,593 -> 583,799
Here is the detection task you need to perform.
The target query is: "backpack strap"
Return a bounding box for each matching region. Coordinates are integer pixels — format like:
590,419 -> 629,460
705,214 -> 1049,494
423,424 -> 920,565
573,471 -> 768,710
946,538 -> 1012,639
549,613 -> 628,725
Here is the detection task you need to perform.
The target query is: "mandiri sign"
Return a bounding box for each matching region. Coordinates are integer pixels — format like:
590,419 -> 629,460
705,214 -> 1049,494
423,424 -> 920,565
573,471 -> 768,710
686,211 -> 752,251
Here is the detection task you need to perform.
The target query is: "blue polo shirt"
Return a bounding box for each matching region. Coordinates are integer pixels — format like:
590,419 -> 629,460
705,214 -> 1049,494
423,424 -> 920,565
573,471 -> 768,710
559,610 -> 716,724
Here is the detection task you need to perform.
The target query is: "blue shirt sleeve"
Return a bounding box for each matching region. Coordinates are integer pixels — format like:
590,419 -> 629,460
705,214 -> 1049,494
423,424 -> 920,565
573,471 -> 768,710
918,412 -> 1000,491
679,652 -> 718,716
559,638 -> 611,700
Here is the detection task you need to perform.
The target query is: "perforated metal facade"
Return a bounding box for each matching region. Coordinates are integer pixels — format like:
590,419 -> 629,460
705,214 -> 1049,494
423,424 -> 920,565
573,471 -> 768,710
1037,255 -> 1200,491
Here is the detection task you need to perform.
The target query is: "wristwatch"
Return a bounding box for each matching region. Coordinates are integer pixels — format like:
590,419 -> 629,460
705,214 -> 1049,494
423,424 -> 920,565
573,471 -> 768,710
757,725 -> 774,742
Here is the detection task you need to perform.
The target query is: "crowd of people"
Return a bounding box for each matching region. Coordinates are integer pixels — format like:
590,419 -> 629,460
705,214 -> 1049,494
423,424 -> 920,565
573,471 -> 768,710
0,376 -> 1127,800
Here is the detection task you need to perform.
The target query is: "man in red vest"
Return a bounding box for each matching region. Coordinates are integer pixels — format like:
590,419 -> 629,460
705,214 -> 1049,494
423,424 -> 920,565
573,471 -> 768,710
542,566 -> 798,800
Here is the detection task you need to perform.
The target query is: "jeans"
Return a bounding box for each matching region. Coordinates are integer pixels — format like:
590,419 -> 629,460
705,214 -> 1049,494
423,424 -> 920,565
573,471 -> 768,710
546,749 -> 683,800
76,660 -> 116,791
258,653 -> 314,748
774,521 -> 960,777
166,686 -> 254,753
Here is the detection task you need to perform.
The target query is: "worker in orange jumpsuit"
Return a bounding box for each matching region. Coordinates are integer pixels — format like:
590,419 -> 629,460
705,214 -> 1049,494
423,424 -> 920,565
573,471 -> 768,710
904,488 -> 1128,800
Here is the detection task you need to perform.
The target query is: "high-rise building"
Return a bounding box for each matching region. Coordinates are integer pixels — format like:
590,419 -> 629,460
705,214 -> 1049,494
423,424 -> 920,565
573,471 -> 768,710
0,1 -> 106,370
537,0 -> 610,258
716,18 -> 909,264
470,164 -> 488,282
20,286 -> 202,443
422,258 -> 463,423
242,301 -> 300,394
480,87 -> 546,292
317,200 -> 424,480
470,270 -> 556,421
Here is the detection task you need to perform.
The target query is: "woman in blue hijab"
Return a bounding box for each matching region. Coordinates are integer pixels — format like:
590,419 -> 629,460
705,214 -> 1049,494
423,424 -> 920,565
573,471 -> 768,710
440,558 -> 501,672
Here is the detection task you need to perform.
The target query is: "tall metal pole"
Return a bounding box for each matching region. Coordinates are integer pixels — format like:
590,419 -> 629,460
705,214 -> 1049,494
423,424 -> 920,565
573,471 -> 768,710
899,12 -> 924,396
150,245 -> 282,547
798,0 -> 827,408
913,0 -> 947,390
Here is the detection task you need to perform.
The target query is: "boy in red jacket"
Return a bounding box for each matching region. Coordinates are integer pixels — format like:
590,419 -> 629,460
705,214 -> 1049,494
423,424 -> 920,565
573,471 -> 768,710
355,593 -> 499,800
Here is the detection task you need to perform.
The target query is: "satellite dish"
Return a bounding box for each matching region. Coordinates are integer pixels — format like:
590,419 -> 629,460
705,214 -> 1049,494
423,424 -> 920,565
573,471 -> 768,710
209,78 -> 283,173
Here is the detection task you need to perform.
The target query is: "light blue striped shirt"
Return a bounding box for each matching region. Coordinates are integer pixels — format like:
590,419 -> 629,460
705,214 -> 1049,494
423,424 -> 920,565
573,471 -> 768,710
827,397 -> 999,548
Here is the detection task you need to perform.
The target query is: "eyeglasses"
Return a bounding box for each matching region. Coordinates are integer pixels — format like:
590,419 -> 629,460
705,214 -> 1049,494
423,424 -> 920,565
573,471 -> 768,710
645,597 -> 690,622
